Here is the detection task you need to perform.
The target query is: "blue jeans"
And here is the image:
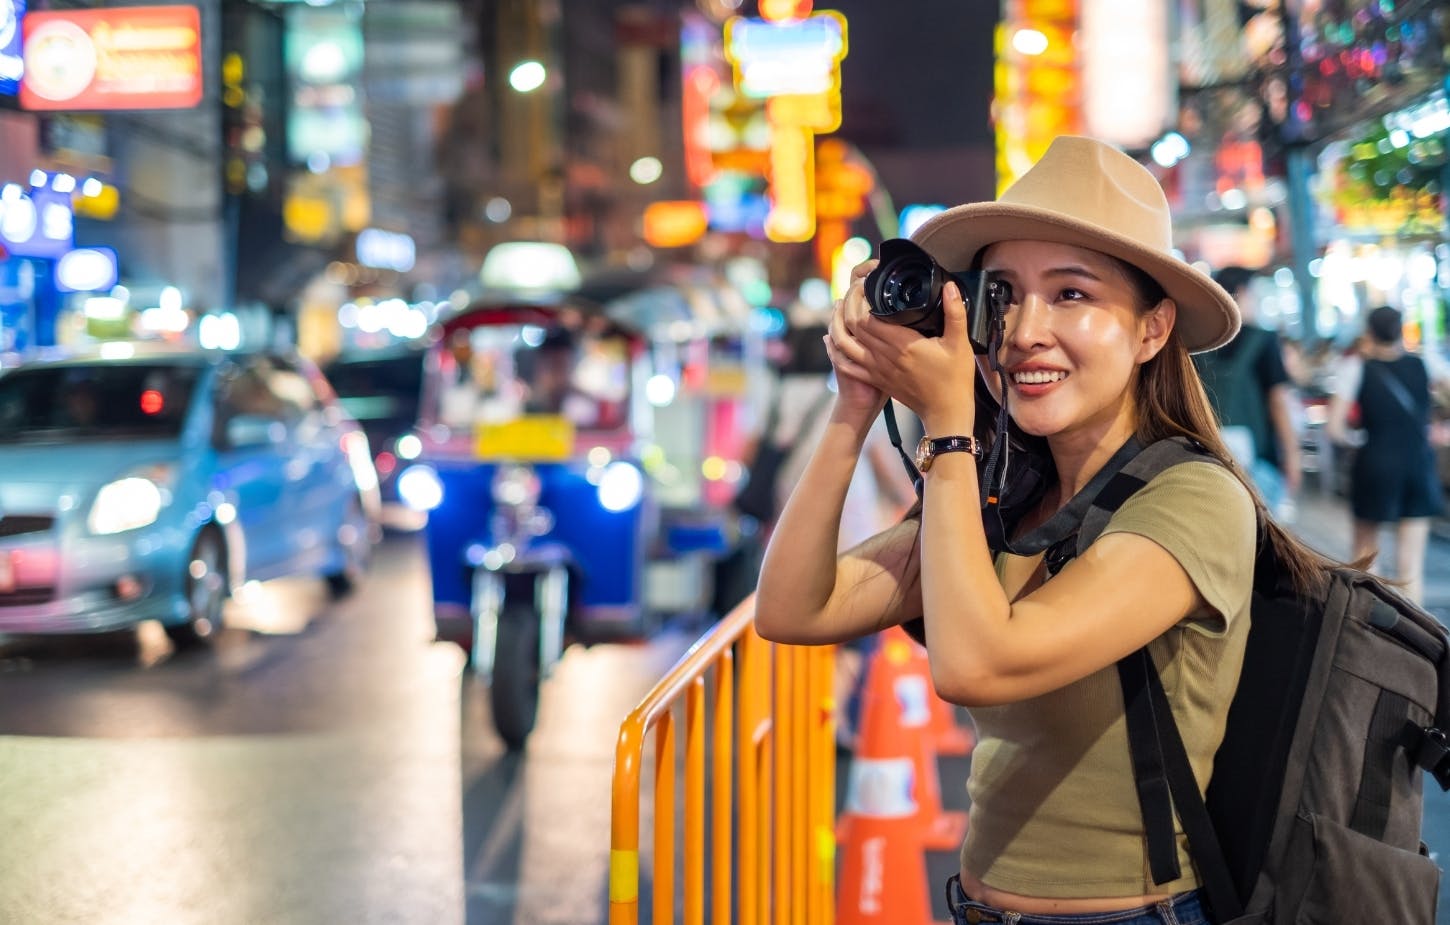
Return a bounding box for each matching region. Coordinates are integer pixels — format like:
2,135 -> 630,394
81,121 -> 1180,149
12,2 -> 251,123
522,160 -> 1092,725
945,875 -> 1210,925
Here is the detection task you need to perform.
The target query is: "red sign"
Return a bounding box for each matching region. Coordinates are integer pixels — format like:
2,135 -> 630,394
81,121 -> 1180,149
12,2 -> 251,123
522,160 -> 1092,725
21,6 -> 203,111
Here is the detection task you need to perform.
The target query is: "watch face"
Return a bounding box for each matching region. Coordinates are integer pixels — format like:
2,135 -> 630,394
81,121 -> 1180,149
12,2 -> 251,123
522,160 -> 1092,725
915,435 -> 933,472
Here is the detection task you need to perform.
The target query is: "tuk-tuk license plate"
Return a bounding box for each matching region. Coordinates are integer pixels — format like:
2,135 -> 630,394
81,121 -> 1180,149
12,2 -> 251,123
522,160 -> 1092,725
474,416 -> 575,462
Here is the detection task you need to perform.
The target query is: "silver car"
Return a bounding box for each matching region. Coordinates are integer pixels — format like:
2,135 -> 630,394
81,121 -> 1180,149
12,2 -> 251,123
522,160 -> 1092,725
0,346 -> 380,643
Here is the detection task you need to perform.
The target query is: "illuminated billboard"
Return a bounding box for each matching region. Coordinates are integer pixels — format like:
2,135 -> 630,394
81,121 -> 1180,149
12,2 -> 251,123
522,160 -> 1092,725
0,0 -> 22,100
20,6 -> 202,111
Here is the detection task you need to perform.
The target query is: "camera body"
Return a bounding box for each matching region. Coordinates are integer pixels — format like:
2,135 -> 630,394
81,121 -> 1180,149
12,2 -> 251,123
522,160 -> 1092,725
864,238 -> 1007,353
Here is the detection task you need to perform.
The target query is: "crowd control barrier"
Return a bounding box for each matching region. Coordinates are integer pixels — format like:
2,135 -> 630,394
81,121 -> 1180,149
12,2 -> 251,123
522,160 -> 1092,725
609,595 -> 837,925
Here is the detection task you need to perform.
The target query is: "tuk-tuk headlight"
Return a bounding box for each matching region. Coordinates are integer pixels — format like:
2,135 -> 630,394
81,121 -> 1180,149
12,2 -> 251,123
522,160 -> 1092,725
492,465 -> 541,508
398,465 -> 444,511
597,461 -> 643,512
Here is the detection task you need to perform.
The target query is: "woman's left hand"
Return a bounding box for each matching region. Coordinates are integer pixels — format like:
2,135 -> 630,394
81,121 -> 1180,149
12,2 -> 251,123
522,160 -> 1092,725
829,269 -> 979,436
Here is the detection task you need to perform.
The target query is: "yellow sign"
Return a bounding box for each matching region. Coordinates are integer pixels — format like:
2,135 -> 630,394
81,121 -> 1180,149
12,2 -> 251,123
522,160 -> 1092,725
474,415 -> 576,462
724,11 -> 848,243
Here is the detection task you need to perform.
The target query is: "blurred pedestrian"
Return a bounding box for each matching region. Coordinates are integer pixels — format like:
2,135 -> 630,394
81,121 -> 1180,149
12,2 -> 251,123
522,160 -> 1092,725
754,135 -> 1339,920
1327,306 -> 1445,604
1193,266 -> 1302,519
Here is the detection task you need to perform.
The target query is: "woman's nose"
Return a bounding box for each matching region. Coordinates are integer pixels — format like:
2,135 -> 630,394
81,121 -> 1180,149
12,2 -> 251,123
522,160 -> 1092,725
1004,293 -> 1052,350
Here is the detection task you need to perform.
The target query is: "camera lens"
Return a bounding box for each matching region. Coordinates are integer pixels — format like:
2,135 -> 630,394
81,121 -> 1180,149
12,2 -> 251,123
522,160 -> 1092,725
880,258 -> 934,312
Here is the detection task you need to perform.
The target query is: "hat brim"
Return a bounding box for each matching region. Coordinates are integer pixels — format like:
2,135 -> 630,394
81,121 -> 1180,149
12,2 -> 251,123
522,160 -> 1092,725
911,202 -> 1241,353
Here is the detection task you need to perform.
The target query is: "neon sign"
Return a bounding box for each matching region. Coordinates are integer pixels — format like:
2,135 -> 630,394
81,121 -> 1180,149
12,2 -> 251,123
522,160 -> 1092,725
724,7 -> 848,243
0,0 -> 22,99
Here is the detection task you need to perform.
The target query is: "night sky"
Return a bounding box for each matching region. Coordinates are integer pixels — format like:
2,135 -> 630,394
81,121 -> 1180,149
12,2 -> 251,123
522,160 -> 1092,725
818,0 -> 1001,208
830,0 -> 1000,150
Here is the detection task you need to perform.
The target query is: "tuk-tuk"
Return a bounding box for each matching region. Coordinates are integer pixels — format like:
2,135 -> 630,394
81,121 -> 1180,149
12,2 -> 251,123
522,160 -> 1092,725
401,276 -> 741,748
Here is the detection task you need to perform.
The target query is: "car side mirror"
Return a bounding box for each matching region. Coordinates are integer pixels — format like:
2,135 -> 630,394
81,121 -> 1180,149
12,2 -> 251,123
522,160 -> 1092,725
224,414 -> 286,450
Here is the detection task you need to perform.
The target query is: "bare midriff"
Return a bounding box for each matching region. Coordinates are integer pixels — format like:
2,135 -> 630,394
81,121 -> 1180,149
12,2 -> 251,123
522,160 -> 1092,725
959,867 -> 1172,915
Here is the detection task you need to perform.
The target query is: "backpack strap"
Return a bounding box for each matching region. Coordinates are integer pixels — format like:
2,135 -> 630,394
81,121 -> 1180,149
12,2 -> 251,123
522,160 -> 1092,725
1039,436 -> 1247,920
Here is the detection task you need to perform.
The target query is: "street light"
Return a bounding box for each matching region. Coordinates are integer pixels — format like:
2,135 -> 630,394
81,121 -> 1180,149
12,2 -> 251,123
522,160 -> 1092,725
508,60 -> 546,93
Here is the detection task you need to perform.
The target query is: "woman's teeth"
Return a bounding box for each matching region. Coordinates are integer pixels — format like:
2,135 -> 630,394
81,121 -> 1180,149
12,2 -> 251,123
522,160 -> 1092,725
1013,370 -> 1067,384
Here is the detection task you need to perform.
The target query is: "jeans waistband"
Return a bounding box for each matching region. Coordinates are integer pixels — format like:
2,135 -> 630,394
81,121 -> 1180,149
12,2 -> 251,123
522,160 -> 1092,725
944,875 -> 1209,925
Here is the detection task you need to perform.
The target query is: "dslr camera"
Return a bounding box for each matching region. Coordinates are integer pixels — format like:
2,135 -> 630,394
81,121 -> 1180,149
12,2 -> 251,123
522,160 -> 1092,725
864,238 -> 1008,353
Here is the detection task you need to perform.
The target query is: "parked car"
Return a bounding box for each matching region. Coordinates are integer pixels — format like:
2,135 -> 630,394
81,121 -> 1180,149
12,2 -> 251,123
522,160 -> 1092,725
322,344 -> 427,530
0,345 -> 381,643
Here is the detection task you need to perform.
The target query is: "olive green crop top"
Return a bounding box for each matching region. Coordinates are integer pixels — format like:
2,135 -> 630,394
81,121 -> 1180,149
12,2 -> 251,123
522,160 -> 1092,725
960,461 -> 1256,897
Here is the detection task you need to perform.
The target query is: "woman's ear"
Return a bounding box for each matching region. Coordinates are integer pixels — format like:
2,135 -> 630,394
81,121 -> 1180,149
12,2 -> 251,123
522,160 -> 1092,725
1136,298 -> 1177,363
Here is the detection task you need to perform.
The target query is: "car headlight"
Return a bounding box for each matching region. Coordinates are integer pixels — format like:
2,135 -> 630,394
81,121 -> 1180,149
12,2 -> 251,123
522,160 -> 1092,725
491,465 -> 541,508
597,461 -> 643,512
88,477 -> 165,535
397,465 -> 444,511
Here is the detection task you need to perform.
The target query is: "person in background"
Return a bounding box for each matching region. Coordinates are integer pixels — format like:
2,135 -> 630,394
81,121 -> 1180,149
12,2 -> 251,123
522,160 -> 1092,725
1327,305 -> 1445,605
1192,266 -> 1301,519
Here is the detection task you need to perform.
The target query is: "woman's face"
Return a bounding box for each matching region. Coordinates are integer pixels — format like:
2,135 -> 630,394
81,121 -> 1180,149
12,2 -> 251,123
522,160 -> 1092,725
974,240 -> 1172,443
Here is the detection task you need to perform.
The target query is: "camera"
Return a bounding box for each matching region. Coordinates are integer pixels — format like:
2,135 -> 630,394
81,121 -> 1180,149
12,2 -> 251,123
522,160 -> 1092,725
864,238 -> 1008,352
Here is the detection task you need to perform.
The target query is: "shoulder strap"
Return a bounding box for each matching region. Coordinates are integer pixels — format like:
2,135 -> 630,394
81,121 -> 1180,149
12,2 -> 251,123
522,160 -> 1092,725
1364,359 -> 1421,424
1033,436 -> 1246,919
993,435 -> 1145,556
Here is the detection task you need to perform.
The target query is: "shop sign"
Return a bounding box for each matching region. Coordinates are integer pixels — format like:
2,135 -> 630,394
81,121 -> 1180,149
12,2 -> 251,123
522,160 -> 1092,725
1081,0 -> 1172,148
0,184 -> 71,258
55,246 -> 117,292
20,6 -> 203,112
724,6 -> 848,243
285,7 -> 365,168
0,0 -> 23,100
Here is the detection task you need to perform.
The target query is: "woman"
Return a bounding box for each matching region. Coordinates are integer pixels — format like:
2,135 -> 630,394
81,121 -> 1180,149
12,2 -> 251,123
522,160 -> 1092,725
1327,305 -> 1445,605
754,136 -> 1335,923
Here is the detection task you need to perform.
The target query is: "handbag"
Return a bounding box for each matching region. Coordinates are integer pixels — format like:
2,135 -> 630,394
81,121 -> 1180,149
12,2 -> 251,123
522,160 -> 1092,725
732,386 -> 832,523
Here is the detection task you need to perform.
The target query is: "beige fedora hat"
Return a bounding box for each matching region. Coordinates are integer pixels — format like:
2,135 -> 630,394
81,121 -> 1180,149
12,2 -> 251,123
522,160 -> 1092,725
910,135 -> 1240,353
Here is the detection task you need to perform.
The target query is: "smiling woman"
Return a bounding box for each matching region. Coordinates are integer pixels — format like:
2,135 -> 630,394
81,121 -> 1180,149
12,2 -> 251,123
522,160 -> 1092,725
752,135 -> 1346,922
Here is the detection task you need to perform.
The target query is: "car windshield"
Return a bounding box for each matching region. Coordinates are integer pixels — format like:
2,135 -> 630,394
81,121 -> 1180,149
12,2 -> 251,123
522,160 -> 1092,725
0,361 -> 202,442
324,351 -> 424,427
436,323 -> 631,431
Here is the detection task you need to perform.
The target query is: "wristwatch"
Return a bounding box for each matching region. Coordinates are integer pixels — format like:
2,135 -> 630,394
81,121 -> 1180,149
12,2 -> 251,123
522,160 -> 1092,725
915,434 -> 982,472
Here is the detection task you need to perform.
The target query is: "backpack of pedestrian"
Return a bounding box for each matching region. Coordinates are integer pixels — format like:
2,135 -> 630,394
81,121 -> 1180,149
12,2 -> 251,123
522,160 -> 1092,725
1012,435 -> 1450,922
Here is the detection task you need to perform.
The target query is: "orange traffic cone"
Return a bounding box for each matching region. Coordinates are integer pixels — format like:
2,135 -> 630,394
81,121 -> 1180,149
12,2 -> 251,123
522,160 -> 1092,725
889,628 -> 969,851
836,626 -> 965,924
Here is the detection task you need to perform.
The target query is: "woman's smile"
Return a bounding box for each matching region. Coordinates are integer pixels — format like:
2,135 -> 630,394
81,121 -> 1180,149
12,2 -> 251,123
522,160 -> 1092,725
1008,364 -> 1070,397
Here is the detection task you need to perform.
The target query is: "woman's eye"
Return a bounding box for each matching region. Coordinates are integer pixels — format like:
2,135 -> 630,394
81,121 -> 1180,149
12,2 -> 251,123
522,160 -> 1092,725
1058,288 -> 1088,302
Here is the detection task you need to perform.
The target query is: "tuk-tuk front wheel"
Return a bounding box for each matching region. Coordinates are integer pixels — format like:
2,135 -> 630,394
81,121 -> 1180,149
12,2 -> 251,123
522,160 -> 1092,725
490,601 -> 541,750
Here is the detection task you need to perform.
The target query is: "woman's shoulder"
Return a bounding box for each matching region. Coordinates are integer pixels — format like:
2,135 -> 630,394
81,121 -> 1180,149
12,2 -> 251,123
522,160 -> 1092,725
1112,456 -> 1255,538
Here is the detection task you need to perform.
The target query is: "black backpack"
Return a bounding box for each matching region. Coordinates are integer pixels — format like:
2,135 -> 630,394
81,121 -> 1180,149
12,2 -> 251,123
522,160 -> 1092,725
1018,436 -> 1450,922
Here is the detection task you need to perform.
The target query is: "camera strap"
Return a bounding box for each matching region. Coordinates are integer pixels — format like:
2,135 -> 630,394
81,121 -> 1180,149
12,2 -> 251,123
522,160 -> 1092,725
881,398 -> 923,498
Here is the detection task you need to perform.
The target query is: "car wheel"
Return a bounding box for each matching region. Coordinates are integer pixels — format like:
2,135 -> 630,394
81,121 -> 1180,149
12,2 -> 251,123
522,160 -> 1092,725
489,601 -> 541,750
325,494 -> 374,598
167,527 -> 227,647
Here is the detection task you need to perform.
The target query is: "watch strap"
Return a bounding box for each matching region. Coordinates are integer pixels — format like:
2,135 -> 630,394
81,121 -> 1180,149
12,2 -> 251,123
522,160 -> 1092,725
928,435 -> 982,458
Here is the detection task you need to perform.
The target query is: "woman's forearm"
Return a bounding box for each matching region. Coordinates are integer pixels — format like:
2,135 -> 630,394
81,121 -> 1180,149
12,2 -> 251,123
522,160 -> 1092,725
754,410 -> 872,640
916,452 -> 1014,701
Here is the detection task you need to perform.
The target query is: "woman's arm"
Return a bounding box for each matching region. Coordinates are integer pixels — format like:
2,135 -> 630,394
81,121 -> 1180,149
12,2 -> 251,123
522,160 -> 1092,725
755,262 -> 926,646
828,273 -> 1235,707
913,454 -> 1213,706
754,407 -> 924,644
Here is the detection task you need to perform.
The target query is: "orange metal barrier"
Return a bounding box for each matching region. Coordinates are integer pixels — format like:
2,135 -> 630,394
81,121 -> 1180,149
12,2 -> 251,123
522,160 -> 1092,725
610,595 -> 836,925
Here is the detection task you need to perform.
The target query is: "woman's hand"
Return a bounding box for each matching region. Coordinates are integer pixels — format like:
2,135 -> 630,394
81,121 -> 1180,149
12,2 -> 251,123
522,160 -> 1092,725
827,259 -> 979,436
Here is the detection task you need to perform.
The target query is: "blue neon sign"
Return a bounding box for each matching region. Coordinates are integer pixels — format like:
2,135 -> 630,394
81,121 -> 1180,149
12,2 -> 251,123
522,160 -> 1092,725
0,0 -> 22,99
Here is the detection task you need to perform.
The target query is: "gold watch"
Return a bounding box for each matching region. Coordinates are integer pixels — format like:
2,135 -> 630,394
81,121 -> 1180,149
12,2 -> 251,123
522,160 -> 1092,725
915,434 -> 982,472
